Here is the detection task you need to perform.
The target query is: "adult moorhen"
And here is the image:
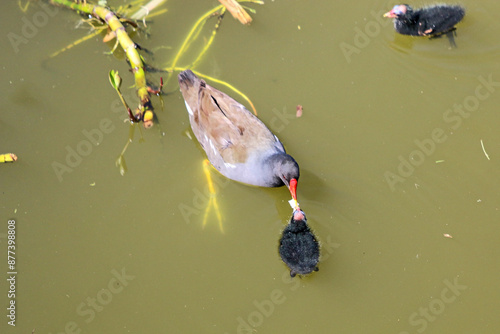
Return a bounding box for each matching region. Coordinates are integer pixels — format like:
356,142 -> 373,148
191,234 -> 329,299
178,70 -> 300,207
279,209 -> 320,277
383,4 -> 465,37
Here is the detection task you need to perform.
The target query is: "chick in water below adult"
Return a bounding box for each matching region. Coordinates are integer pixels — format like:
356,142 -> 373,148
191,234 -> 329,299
279,209 -> 320,277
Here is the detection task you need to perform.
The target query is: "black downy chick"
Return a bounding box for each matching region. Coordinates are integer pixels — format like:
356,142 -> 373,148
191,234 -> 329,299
384,4 -> 465,46
279,209 -> 320,277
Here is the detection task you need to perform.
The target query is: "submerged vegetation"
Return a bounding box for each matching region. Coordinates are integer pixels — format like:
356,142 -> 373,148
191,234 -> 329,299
31,0 -> 262,173
46,0 -> 262,127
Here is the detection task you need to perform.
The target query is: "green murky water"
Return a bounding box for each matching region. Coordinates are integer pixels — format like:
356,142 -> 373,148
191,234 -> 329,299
1,0 -> 500,333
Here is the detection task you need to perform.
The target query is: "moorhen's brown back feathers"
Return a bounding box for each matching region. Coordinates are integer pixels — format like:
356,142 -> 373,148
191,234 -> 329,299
180,70 -> 279,165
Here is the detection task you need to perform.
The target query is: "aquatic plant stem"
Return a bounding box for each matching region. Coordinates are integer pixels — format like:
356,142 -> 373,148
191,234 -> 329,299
164,4 -> 225,87
50,0 -> 155,127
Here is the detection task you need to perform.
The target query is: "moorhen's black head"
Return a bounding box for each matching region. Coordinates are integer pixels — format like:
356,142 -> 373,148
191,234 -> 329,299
266,153 -> 300,206
267,153 -> 300,186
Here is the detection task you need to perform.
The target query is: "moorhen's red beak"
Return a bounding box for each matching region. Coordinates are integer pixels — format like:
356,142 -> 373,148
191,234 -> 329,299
288,178 -> 299,210
289,178 -> 298,200
383,10 -> 396,18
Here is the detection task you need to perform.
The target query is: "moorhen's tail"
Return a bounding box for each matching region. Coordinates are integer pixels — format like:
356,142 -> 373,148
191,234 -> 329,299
178,70 -> 197,89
